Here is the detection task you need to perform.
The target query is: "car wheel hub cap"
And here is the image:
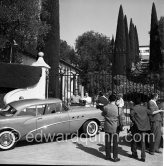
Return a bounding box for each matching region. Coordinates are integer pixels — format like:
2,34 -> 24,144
88,123 -> 96,134
0,133 -> 13,147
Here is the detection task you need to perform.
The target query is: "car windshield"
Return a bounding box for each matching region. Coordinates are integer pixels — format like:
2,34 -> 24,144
0,105 -> 17,117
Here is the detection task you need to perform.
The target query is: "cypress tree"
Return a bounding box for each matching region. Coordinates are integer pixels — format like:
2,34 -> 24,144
44,0 -> 60,98
134,25 -> 140,63
158,17 -> 164,91
113,5 -> 126,75
129,19 -> 135,67
159,17 -> 164,68
111,35 -> 115,67
149,2 -> 162,72
111,35 -> 115,47
124,15 -> 130,71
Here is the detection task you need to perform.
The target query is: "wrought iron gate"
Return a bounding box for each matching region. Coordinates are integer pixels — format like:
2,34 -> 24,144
58,71 -> 164,125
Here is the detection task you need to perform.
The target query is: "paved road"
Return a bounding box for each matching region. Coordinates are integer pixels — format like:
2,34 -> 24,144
0,127 -> 163,165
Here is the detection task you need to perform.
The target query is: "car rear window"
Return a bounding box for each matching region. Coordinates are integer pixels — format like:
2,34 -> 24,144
18,106 -> 36,116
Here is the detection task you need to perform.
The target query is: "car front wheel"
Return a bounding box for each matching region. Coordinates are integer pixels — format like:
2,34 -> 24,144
0,131 -> 16,150
83,120 -> 98,137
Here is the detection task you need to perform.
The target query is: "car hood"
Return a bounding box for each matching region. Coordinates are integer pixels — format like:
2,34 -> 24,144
0,115 -> 13,120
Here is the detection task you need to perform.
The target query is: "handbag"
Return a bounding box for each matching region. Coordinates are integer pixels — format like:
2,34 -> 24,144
117,107 -> 124,132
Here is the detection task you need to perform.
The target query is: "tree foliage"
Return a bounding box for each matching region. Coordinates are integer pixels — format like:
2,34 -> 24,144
158,16 -> 164,91
124,15 -> 130,71
43,0 -> 60,98
159,17 -> 164,53
75,31 -> 112,73
134,26 -> 140,63
0,0 -> 50,63
129,19 -> 136,66
149,2 -> 162,72
60,40 -> 78,65
113,5 -> 126,75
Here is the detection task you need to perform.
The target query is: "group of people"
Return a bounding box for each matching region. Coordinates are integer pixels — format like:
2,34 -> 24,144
70,90 -> 163,162
130,93 -> 164,161
70,90 -> 92,107
101,92 -> 163,162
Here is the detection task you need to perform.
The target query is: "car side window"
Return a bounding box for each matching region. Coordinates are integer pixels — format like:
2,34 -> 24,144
55,103 -> 62,112
18,106 -> 36,116
37,105 -> 46,115
44,103 -> 62,114
45,104 -> 56,114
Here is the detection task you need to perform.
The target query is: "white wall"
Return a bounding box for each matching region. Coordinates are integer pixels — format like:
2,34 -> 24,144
3,53 -> 50,104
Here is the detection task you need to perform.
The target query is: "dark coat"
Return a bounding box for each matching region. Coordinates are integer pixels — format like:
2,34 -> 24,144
130,104 -> 151,131
97,96 -> 109,106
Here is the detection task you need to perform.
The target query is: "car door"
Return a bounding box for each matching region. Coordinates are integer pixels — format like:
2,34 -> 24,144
16,105 -> 38,141
36,102 -> 70,140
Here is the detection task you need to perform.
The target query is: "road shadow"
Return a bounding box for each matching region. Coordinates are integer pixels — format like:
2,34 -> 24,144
97,143 -> 130,158
73,142 -> 105,160
119,135 -> 131,147
16,133 -> 77,148
119,134 -> 162,153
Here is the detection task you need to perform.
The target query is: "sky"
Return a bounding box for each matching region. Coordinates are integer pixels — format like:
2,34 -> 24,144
59,0 -> 164,48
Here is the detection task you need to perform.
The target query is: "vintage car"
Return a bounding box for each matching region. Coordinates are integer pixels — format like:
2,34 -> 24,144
0,98 -> 104,150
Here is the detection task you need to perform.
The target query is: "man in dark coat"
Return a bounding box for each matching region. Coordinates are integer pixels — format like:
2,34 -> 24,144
96,91 -> 109,109
130,97 -> 151,162
96,91 -> 109,106
102,94 -> 120,162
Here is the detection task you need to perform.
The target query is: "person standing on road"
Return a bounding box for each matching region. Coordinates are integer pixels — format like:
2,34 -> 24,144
116,93 -> 125,131
148,93 -> 164,154
102,94 -> 120,162
130,96 -> 151,162
116,93 -> 124,112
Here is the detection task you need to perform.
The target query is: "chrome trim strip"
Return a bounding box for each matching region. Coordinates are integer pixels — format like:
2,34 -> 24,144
28,117 -> 100,133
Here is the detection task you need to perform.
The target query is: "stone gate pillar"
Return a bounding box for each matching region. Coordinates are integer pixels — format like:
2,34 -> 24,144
32,52 -> 50,98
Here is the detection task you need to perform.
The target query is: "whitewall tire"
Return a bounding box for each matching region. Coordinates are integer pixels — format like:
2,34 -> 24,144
83,120 -> 98,137
0,131 -> 16,150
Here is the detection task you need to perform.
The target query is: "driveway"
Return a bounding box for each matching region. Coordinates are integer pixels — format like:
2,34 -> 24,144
0,126 -> 163,165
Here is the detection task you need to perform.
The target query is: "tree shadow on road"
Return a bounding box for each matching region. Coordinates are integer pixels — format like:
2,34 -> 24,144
16,133 -> 77,148
97,143 -> 130,158
119,135 -> 131,147
16,139 -> 46,148
73,142 -> 105,160
97,134 -> 133,158
73,141 -> 131,160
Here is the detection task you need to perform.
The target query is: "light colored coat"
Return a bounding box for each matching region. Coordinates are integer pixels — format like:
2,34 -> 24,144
148,100 -> 162,122
103,103 -> 118,133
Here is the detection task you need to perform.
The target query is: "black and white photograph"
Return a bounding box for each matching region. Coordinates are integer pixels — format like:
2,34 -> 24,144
0,0 -> 164,165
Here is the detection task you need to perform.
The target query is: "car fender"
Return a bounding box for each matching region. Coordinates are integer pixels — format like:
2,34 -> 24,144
68,106 -> 104,133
